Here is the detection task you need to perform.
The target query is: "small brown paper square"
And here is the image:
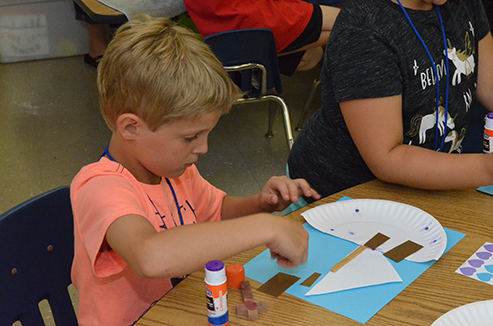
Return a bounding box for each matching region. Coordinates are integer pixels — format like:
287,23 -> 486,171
300,273 -> 321,287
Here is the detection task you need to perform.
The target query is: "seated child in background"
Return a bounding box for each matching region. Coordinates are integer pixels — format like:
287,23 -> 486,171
71,15 -> 320,325
288,0 -> 493,203
183,0 -> 340,76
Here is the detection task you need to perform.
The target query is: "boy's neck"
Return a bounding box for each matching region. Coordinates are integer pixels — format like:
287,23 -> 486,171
391,0 -> 434,10
106,141 -> 162,185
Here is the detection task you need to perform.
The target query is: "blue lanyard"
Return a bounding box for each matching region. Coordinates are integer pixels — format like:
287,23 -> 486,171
396,1 -> 450,152
165,178 -> 185,226
102,146 -> 184,229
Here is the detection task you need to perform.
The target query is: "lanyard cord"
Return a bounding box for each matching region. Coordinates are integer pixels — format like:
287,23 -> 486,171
165,178 -> 185,225
395,1 -> 450,152
102,146 -> 184,229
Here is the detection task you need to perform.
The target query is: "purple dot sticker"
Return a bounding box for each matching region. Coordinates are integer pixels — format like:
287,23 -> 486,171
484,244 -> 493,253
476,252 -> 492,260
420,222 -> 432,233
459,267 -> 476,276
468,259 -> 485,268
429,237 -> 439,245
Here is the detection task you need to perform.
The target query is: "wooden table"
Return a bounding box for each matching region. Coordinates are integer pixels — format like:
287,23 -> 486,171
135,180 -> 493,325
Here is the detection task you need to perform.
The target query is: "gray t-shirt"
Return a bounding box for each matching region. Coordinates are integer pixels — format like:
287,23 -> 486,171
288,0 -> 490,201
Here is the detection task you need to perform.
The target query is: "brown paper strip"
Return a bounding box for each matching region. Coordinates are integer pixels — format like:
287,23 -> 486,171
384,240 -> 423,262
300,272 -> 322,287
257,272 -> 300,297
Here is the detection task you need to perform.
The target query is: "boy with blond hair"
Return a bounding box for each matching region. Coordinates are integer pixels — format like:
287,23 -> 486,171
70,15 -> 320,325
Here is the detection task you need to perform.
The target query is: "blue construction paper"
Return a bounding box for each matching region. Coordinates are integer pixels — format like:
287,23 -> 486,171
244,198 -> 466,324
477,185 -> 493,196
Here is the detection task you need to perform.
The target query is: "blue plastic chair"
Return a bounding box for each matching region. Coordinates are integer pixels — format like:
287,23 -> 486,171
204,28 -> 294,149
0,186 -> 77,326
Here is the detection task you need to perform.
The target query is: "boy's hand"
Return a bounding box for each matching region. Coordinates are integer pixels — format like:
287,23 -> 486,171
266,215 -> 309,268
258,176 -> 321,212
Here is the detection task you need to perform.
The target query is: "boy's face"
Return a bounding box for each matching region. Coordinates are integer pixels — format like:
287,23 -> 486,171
135,112 -> 221,181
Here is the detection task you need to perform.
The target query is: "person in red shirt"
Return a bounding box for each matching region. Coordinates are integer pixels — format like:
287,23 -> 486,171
184,0 -> 340,75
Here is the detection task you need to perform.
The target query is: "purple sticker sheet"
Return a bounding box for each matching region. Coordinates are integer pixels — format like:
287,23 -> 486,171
456,242 -> 493,285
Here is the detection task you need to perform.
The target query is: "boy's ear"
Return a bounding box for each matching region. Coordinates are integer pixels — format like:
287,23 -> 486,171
116,113 -> 143,139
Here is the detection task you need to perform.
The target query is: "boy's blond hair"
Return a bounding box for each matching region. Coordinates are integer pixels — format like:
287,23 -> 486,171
97,15 -> 240,131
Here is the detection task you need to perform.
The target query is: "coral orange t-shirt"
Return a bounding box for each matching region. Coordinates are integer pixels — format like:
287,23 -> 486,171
71,158 -> 226,325
183,0 -> 314,52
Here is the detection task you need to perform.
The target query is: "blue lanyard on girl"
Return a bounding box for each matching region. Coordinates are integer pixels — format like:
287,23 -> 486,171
101,146 -> 184,229
396,0 -> 450,152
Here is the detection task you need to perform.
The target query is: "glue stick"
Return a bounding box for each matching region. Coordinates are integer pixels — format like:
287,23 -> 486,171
483,113 -> 493,154
205,260 -> 229,326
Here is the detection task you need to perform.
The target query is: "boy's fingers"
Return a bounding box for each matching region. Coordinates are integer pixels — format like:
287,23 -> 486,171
276,250 -> 308,269
293,179 -> 321,200
268,194 -> 279,205
281,184 -> 293,201
285,181 -> 301,202
274,230 -> 309,269
267,176 -> 320,203
279,177 -> 307,202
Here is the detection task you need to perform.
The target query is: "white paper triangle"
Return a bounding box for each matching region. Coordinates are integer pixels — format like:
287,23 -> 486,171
305,249 -> 402,296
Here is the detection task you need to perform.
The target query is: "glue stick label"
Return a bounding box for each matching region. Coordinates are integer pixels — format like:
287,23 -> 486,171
484,113 -> 493,154
205,282 -> 229,326
484,128 -> 493,153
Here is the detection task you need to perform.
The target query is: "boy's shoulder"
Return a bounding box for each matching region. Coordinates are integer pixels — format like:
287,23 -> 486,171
70,159 -> 140,196
73,159 -> 135,183
71,159 -> 202,191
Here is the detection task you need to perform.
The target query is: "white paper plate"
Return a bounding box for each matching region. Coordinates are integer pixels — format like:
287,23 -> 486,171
302,199 -> 447,262
431,300 -> 493,326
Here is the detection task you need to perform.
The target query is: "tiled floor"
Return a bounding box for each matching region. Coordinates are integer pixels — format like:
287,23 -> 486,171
0,54 -> 321,215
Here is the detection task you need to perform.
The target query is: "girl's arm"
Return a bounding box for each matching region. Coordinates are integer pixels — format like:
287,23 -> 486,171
476,32 -> 493,111
340,95 -> 493,190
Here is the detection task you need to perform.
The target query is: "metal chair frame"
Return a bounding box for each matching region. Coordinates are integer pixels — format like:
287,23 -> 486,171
204,29 -> 295,149
225,63 -> 294,148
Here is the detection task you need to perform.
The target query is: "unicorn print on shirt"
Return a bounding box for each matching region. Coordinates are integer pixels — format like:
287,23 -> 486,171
463,88 -> 473,112
444,128 -> 466,153
406,101 -> 455,145
407,24 -> 477,150
446,31 -> 475,86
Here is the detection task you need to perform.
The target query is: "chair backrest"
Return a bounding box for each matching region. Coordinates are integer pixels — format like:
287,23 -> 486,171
0,186 -> 77,326
204,28 -> 283,97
